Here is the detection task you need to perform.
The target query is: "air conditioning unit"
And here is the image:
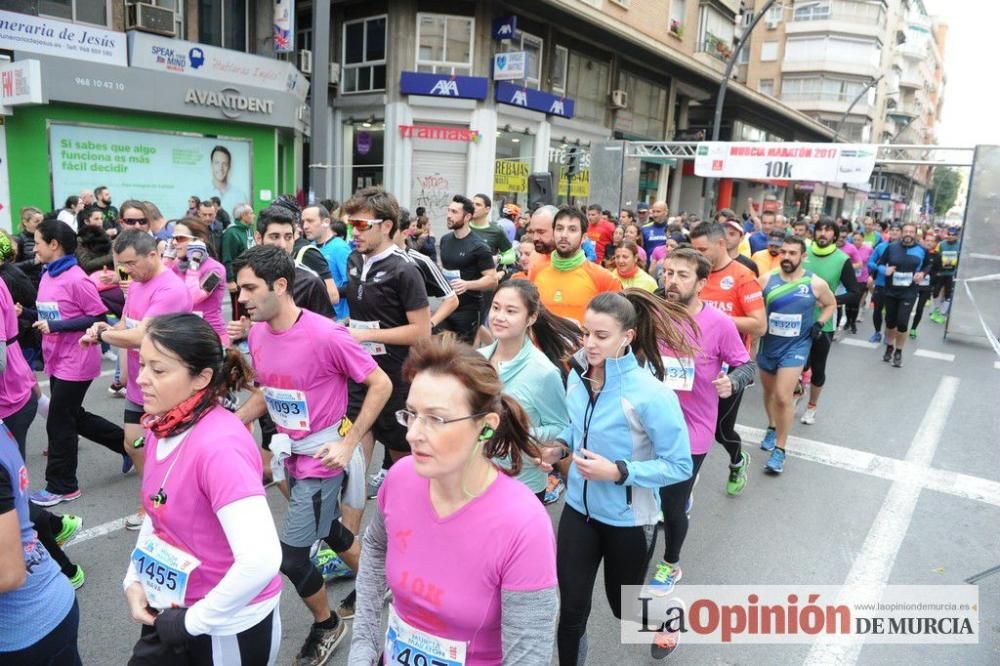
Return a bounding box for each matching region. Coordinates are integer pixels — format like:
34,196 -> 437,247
329,62 -> 341,85
298,49 -> 313,75
766,19 -> 779,29
126,2 -> 176,37
610,89 -> 628,109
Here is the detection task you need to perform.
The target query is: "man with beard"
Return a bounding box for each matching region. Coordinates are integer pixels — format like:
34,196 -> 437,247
533,207 -> 620,324
756,237 -> 835,474
526,204 -> 559,278
94,186 -> 118,227
438,195 -> 497,343
800,217 -> 859,424
866,224 -> 902,343
873,222 -> 930,367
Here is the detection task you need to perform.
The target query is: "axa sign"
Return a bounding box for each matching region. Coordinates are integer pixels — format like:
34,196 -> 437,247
495,81 -> 575,119
400,71 -> 488,100
492,16 -> 518,41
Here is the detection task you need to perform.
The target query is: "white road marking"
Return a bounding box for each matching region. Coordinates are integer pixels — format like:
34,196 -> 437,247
38,368 -> 115,389
802,376 -> 959,665
735,425 -> 1000,508
63,516 -> 130,547
994,361 -> 1000,370
914,349 -> 956,362
839,338 -> 879,349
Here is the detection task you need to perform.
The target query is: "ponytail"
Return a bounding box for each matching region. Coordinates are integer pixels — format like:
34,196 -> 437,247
482,394 -> 541,477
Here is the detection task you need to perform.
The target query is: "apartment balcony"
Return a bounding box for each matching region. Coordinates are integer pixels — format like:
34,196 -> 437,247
694,34 -> 733,73
897,39 -> 928,61
781,92 -> 873,119
899,67 -> 923,91
781,58 -> 879,79
785,16 -> 884,40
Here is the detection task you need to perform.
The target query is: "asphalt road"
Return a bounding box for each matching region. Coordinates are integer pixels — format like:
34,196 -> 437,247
19,319 -> 1000,665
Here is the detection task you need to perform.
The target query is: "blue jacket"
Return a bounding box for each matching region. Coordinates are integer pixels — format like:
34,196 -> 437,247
867,241 -> 890,287
559,349 -> 692,527
479,338 -> 570,493
874,241 -> 929,296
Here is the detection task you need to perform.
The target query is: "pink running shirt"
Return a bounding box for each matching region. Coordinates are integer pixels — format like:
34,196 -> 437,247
0,280 -> 34,418
171,256 -> 229,347
379,457 -> 557,665
140,406 -> 282,606
37,265 -> 106,382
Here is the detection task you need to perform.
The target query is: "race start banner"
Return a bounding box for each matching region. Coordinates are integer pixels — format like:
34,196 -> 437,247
694,142 -> 877,183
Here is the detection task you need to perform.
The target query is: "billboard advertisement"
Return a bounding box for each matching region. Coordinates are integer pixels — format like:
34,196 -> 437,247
49,123 -> 252,218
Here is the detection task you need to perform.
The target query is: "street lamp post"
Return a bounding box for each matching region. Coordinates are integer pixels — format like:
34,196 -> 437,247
819,74 -> 884,215
703,0 -> 780,219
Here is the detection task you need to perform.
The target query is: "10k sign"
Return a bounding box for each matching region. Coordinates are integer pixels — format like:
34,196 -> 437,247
694,142 -> 877,183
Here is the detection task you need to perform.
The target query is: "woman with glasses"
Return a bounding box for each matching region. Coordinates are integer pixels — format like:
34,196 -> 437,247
480,279 -> 578,501
123,314 -> 283,664
163,218 -> 229,346
551,290 -> 696,665
349,336 -> 558,666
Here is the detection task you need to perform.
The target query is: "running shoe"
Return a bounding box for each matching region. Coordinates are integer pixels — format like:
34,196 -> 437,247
892,349 -> 903,368
294,619 -> 346,666
800,406 -> 817,425
55,514 -> 83,546
29,489 -> 81,507
103,350 -> 118,362
759,428 -> 777,452
849,323 -> 857,334
909,329 -> 918,339
312,547 -> 354,582
543,472 -> 565,505
765,448 -> 786,474
726,452 -> 750,496
868,332 -> 883,343
121,452 -> 134,474
108,382 -> 126,398
882,345 -> 894,363
930,311 -> 946,324
336,589 -> 356,621
124,508 -> 145,531
366,469 -> 387,500
646,561 -> 683,597
651,598 -> 686,660
68,565 -> 86,590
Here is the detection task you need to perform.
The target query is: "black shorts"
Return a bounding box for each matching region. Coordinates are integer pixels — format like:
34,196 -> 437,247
124,399 -> 144,425
347,376 -> 410,453
883,293 -> 917,332
440,307 -> 481,344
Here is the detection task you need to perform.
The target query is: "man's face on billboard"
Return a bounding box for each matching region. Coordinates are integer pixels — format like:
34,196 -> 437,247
212,150 -> 231,183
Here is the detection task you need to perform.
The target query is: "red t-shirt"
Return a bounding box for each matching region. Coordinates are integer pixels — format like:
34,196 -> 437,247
587,219 -> 616,263
699,260 -> 764,348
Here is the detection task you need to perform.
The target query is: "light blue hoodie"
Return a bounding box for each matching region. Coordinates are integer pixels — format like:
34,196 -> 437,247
479,337 -> 570,493
560,348 -> 692,527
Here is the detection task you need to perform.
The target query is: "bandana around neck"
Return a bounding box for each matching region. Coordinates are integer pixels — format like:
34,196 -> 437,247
551,249 -> 586,272
141,388 -> 210,439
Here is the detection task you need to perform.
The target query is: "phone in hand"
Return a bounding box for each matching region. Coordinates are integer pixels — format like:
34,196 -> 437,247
200,272 -> 221,293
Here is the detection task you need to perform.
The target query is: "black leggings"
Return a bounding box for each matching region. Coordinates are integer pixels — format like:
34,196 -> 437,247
911,286 -> 933,330
30,504 -> 76,578
871,287 -> 885,333
883,293 -> 917,333
659,453 -> 707,564
846,284 -> 867,328
804,331 -> 833,387
556,506 -> 657,665
714,389 -> 745,465
280,521 -> 355,599
129,607 -> 278,665
45,377 -> 125,494
1,599 -> 81,665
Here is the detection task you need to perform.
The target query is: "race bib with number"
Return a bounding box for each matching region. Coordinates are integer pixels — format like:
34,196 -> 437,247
36,302 -> 61,322
350,319 -> 386,356
130,533 -> 201,610
263,387 -> 310,430
941,251 -> 958,268
385,605 -> 467,666
660,356 -> 695,392
441,269 -> 461,283
891,272 -> 913,287
918,273 -> 931,287
768,312 -> 802,338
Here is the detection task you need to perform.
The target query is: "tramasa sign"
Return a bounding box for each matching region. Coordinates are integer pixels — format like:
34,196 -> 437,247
694,142 -> 877,183
399,72 -> 488,100
495,81 -> 575,119
399,125 -> 481,143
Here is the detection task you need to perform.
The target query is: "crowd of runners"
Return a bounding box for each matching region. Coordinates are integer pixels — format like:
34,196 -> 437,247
0,186 -> 962,665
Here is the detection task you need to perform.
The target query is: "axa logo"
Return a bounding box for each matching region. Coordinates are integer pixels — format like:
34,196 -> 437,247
511,90 -> 528,106
430,79 -> 459,96
497,24 -> 513,37
550,100 -> 565,115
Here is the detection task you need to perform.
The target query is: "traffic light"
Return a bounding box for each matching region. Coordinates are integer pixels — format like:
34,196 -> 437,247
566,147 -> 579,177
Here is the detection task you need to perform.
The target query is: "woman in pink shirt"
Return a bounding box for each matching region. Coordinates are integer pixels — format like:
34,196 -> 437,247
163,218 -> 229,346
28,220 -> 127,507
123,313 -> 282,664
349,337 -> 558,665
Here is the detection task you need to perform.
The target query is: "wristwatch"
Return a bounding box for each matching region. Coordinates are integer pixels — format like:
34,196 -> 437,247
614,460 -> 629,485
96,328 -> 105,344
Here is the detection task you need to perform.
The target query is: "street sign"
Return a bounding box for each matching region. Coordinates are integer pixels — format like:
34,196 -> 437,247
694,142 -> 877,182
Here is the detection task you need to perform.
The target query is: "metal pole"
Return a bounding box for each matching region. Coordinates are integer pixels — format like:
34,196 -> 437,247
310,0 -> 331,201
704,0 -> 780,219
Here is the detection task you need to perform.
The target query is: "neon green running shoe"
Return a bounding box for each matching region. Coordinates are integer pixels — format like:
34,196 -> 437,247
55,515 -> 83,546
68,565 -> 85,590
